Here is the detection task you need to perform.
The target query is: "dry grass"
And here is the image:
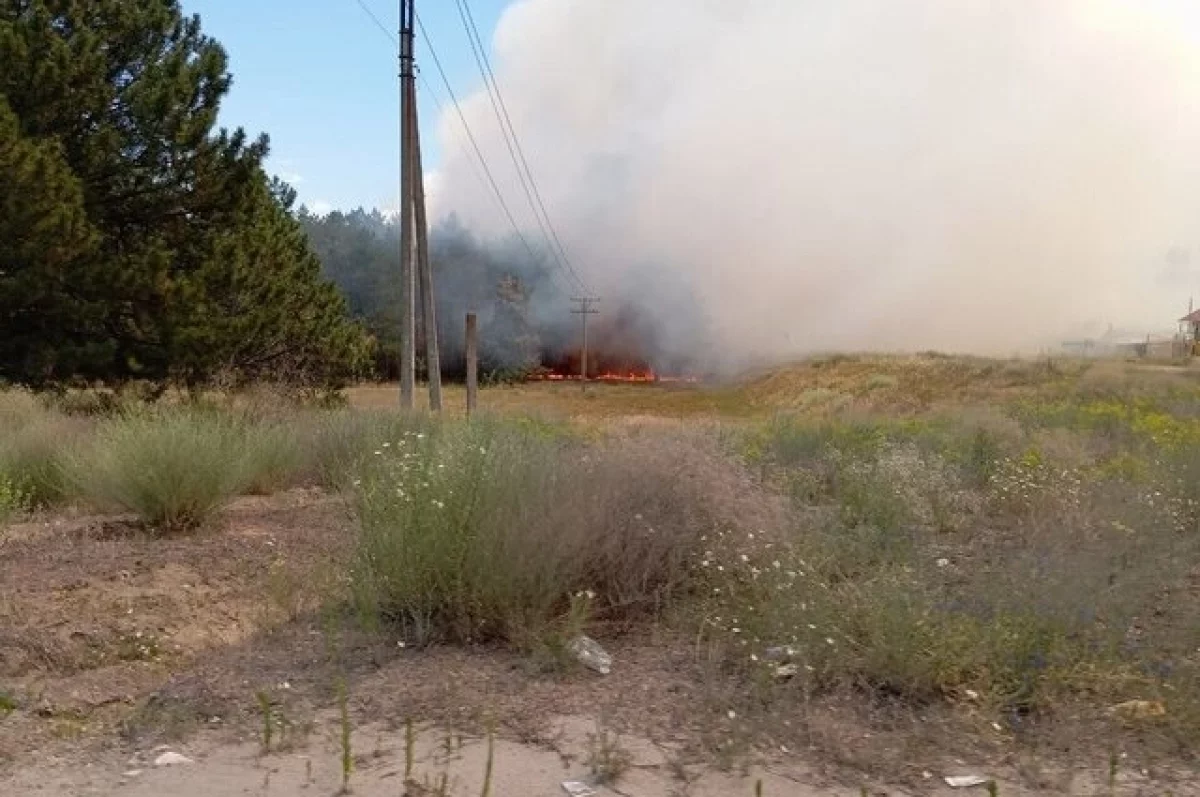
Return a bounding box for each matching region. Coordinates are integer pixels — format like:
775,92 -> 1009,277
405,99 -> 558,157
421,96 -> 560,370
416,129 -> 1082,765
3,353 -> 1200,780
348,417 -> 768,648
67,409 -> 273,531
706,389 -> 1200,753
0,390 -> 87,507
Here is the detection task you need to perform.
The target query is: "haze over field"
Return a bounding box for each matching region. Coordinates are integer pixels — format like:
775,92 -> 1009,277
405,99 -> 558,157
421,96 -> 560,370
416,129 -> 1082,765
429,0 -> 1200,367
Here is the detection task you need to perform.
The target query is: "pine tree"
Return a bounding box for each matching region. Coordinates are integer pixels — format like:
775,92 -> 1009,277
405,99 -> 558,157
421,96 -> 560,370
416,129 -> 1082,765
0,0 -> 367,387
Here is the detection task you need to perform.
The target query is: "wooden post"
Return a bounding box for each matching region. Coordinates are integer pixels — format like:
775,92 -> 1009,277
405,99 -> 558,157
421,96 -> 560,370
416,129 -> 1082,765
465,312 -> 478,417
570,297 -> 599,391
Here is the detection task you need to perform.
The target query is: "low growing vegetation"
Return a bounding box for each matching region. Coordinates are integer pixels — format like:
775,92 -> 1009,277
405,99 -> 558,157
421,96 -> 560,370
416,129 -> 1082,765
349,418 -> 736,648
1,355 -> 1198,775
67,409 -> 271,532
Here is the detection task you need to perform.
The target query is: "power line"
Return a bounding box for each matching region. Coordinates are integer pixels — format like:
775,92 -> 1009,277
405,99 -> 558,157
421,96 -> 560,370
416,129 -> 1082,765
415,14 -> 576,292
346,0 -> 577,295
454,0 -> 590,294
351,0 -> 394,42
347,1 -> 523,231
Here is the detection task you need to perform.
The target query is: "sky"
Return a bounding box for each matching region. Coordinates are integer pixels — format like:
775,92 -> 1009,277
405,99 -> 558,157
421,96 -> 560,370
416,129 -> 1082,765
185,0 -> 510,215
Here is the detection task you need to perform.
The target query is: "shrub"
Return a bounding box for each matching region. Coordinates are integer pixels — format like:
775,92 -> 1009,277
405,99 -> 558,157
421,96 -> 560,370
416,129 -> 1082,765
709,407 -> 1200,738
302,410 -> 435,489
0,390 -> 83,506
349,419 -> 746,646
0,475 -> 28,525
242,422 -> 305,495
68,409 -> 260,531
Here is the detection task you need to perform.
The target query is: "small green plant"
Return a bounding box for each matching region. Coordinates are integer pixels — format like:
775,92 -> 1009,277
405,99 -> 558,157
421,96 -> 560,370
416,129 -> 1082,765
586,724 -> 632,787
480,723 -> 494,797
337,677 -> 352,794
67,409 -> 258,531
114,630 -> 161,662
256,690 -> 274,753
0,691 -> 17,718
531,590 -> 595,671
1108,751 -> 1119,794
405,717 -> 416,782
0,476 -> 29,526
986,780 -> 999,797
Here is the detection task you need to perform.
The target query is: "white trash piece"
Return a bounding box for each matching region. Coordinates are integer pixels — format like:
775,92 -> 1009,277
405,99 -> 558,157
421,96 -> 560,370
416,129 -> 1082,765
561,780 -> 598,797
567,635 -> 612,675
153,752 -> 194,767
944,774 -> 991,788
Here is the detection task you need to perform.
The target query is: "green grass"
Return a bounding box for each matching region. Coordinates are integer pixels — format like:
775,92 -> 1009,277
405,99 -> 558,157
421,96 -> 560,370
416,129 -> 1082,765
0,390 -> 84,507
0,475 -> 29,526
67,409 -> 266,531
709,400 -> 1200,741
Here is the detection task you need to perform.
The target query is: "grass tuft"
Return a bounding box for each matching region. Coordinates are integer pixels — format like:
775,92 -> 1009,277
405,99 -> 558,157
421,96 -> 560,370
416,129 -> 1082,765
349,419 -> 738,646
67,409 -> 259,531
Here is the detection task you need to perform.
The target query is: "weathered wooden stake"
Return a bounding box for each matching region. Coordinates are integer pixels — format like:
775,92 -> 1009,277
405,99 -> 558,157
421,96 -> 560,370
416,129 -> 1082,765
465,312 -> 478,418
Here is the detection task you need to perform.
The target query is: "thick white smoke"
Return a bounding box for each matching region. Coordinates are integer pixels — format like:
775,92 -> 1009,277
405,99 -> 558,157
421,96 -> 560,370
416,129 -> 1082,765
430,0 -> 1200,367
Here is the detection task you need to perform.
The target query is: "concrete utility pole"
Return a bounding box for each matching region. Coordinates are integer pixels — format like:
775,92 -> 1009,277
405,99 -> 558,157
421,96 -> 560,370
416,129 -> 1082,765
398,0 -> 416,408
409,85 -> 442,411
570,297 -> 599,391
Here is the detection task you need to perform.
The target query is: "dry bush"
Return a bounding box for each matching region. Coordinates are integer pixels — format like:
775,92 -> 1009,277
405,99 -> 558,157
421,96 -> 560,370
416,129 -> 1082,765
349,418 -> 775,647
301,409 -> 435,489
0,390 -> 86,507
713,407 -> 1200,744
67,409 -> 263,531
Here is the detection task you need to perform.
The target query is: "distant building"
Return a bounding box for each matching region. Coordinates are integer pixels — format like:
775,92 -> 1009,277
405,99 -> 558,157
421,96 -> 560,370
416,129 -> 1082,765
1179,309 -> 1200,356
1181,309 -> 1200,343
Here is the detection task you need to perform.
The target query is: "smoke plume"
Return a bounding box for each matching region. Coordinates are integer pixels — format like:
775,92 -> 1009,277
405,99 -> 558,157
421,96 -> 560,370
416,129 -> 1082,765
429,0 -> 1200,368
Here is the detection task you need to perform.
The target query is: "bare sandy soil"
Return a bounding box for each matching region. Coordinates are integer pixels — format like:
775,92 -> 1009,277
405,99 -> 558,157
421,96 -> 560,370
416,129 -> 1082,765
1,490 -> 1196,796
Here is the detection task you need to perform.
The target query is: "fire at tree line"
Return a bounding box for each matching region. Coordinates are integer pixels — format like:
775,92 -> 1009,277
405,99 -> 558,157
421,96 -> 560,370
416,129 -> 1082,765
0,2 -> 693,393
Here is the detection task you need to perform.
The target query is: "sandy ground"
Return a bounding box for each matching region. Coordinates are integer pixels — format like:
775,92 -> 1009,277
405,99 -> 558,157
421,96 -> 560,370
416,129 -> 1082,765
6,713 -> 1195,797
2,491 -> 1197,797
4,715 -> 842,797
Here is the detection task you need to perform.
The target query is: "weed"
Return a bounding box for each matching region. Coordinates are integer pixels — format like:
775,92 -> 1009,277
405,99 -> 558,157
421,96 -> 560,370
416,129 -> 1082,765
586,724 -> 632,787
481,723 -> 494,797
114,630 -> 162,662
256,690 -> 274,753
0,476 -> 28,526
350,419 -> 722,646
0,692 -> 16,718
67,409 -> 259,531
305,410 -> 433,489
405,717 -> 415,782
0,391 -> 80,507
337,677 -> 352,793
242,422 -> 303,494
705,397 -> 1200,745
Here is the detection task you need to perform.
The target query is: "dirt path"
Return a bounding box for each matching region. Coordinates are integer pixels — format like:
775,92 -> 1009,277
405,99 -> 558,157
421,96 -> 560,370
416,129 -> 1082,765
7,714 -> 1194,797
0,715 -> 1073,797
3,492 -> 1197,797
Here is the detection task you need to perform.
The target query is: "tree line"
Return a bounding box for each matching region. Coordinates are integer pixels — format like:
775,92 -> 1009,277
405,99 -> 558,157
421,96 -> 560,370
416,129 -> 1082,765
1,0 -> 570,391
299,208 -> 568,381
